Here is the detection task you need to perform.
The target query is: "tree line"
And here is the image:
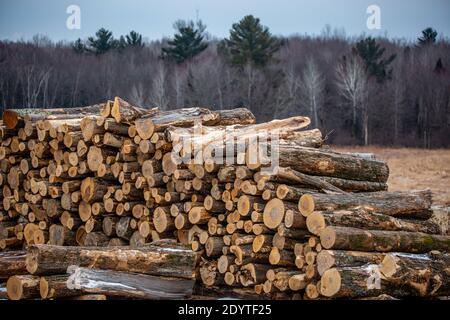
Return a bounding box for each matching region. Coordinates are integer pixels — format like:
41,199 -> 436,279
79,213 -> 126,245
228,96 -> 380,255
0,16 -> 449,148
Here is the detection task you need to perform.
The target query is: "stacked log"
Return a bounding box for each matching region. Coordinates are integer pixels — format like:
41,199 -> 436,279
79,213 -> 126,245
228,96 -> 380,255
1,97 -> 449,300
3,242 -> 196,300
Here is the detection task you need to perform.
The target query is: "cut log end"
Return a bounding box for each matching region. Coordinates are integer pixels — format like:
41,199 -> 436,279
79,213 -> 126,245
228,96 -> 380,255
306,211 -> 326,235
263,198 -> 285,229
319,226 -> 336,249
7,276 -> 24,300
3,110 -> 20,129
379,255 -> 398,278
320,268 -> 341,298
39,277 -> 49,299
298,194 -> 315,217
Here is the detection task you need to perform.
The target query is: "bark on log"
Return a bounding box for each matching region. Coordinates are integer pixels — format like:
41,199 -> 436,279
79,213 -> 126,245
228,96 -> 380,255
316,250 -> 385,276
306,209 -> 441,236
320,259 -> 450,299
0,250 -> 28,279
320,226 -> 450,253
111,97 -> 149,124
2,103 -> 106,129
379,251 -> 450,297
40,275 -> 81,299
66,266 -> 194,299
252,144 -> 389,183
299,190 -> 433,219
26,244 -> 196,279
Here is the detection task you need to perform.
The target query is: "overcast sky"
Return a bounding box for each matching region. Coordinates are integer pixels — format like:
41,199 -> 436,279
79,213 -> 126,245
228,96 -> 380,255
0,0 -> 449,42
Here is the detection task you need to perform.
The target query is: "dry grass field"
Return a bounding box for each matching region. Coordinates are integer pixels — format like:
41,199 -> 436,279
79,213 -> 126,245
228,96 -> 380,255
333,146 -> 450,206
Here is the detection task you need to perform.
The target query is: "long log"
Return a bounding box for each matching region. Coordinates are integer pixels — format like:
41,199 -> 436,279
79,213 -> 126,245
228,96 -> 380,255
316,250 -> 385,276
321,254 -> 450,299
26,244 -> 196,279
320,226 -> 450,253
251,144 -> 389,183
2,104 -> 106,129
66,266 -> 194,299
167,116 -> 311,148
136,107 -> 254,140
306,209 -> 441,236
299,190 -> 433,219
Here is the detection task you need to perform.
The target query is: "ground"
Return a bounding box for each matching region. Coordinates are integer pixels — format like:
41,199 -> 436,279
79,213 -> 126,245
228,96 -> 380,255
333,146 -> 450,206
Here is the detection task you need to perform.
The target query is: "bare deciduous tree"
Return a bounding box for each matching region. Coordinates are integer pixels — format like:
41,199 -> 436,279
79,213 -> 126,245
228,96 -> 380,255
335,55 -> 369,145
151,62 -> 169,110
300,57 -> 324,127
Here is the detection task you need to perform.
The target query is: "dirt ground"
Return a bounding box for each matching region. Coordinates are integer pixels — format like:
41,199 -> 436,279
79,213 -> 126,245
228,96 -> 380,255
333,146 -> 450,206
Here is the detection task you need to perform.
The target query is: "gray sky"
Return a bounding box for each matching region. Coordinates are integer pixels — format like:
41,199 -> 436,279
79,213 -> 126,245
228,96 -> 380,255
0,0 -> 449,42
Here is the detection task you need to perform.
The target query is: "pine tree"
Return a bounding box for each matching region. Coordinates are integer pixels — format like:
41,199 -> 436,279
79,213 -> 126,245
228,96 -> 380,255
117,36 -> 127,50
353,37 -> 396,82
72,38 -> 85,54
221,15 -> 280,68
126,31 -> 143,47
162,20 -> 208,64
418,27 -> 438,46
87,28 -> 117,55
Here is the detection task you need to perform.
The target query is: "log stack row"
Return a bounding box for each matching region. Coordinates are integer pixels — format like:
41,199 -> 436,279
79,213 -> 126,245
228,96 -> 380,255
0,242 -> 197,300
1,97 -> 449,300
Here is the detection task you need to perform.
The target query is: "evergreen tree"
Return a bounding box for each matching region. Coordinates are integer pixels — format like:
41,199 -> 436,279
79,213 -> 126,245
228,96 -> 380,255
353,37 -> 396,82
117,35 -> 127,50
126,30 -> 144,47
162,20 -> 208,63
87,28 -> 117,55
418,27 -> 438,46
72,38 -> 85,54
221,15 -> 280,68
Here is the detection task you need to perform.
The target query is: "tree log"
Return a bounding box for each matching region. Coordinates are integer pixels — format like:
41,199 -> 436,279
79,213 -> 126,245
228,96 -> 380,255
26,244 -> 196,279
320,226 -> 450,253
6,275 -> 40,300
379,251 -> 450,297
66,266 -> 194,299
40,275 -> 82,299
316,250 -> 385,276
299,190 -> 433,219
0,250 -> 27,279
3,103 -> 106,129
306,209 -> 441,236
252,144 -> 389,183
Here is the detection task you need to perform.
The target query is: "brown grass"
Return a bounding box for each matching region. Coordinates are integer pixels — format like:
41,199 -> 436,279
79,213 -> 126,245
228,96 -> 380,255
333,146 -> 450,206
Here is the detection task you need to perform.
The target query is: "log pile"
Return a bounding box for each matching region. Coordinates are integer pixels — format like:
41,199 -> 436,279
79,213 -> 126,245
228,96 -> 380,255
1,97 -> 449,300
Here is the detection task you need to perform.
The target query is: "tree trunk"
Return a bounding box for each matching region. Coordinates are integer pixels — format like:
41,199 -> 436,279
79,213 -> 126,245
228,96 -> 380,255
26,244 -> 196,279
316,250 -> 385,276
306,209 -> 441,236
299,190 -> 432,219
66,266 -> 194,299
254,144 -> 389,183
2,103 -> 106,129
40,275 -> 82,299
320,226 -> 450,253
